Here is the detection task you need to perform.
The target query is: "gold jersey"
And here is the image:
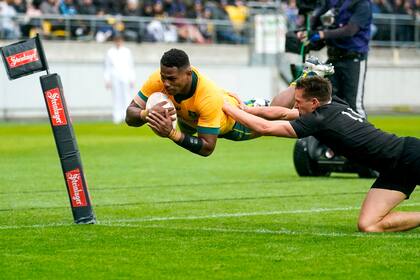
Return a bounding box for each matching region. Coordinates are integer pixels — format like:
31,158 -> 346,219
134,67 -> 239,135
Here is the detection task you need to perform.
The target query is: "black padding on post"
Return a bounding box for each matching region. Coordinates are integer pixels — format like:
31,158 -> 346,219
40,74 -> 96,224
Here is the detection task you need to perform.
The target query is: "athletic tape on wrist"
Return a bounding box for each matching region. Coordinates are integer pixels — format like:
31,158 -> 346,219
168,129 -> 182,142
140,109 -> 149,121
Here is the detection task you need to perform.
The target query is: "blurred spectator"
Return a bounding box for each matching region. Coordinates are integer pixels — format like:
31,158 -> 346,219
122,0 -> 143,42
95,8 -> 115,42
206,0 -> 246,44
40,0 -> 59,14
10,0 -> 26,37
152,0 -> 165,18
372,0 -> 393,40
11,0 -> 27,13
415,0 -> 420,18
283,0 -> 301,30
75,0 -> 97,38
1,0 -> 417,44
176,20 -> 206,43
224,0 -> 248,34
104,33 -> 136,124
94,0 -> 124,15
163,0 -> 186,16
95,10 -> 126,42
185,0 -> 199,18
145,0 -> 178,42
374,0 -> 394,13
39,0 -> 63,37
0,0 -> 21,39
393,0 -> 412,41
57,0 -> 80,37
393,0 -> 408,14
59,0 -> 78,15
173,0 -> 206,43
21,0 -> 42,37
123,0 -> 142,16
78,0 -> 97,15
142,1 -> 154,17
191,0 -> 214,41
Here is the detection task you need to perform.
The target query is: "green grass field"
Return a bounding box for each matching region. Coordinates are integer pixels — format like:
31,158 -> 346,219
1,116 -> 419,279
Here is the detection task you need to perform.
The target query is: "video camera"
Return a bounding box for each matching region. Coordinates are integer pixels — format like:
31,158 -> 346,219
285,0 -> 325,56
293,136 -> 378,178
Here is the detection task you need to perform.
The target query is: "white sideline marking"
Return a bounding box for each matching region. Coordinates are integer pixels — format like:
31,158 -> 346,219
98,224 -> 420,239
0,203 -> 419,231
101,206 -> 359,223
0,222 -> 71,230
100,202 -> 420,224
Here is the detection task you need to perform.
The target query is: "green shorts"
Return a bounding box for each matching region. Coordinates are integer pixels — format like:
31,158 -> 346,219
219,122 -> 254,141
178,119 -> 254,141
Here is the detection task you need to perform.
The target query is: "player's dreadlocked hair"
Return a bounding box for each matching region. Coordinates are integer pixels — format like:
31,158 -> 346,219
160,49 -> 190,69
295,76 -> 332,103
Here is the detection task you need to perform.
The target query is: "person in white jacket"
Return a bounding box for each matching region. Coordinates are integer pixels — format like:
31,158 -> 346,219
104,34 -> 136,124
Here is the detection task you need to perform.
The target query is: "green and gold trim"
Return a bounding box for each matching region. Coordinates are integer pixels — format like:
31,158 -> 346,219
138,90 -> 148,102
197,126 -> 220,135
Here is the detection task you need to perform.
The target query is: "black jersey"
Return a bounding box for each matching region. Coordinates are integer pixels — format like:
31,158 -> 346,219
290,97 -> 405,172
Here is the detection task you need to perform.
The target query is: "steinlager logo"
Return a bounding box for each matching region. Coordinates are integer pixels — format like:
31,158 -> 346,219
6,49 -> 39,68
45,88 -> 68,126
65,169 -> 88,207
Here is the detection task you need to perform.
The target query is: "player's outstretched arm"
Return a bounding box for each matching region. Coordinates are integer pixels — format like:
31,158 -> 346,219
226,92 -> 246,109
146,110 -> 217,157
223,103 -> 297,138
244,106 -> 299,121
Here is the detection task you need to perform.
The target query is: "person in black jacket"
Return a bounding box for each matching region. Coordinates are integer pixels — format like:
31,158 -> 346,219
297,0 -> 372,118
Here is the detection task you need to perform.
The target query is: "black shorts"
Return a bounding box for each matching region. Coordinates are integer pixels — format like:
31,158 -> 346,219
372,137 -> 420,199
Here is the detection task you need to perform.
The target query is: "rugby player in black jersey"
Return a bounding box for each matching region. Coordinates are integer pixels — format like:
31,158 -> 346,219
223,76 -> 420,233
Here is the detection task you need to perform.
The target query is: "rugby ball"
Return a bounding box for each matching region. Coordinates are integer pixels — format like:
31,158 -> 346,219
146,92 -> 177,129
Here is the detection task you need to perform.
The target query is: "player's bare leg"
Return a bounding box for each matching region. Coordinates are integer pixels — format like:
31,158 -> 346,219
358,188 -> 420,232
271,86 -> 295,108
271,56 -> 335,109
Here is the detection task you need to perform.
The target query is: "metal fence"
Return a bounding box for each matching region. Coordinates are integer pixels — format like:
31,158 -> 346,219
371,14 -> 420,48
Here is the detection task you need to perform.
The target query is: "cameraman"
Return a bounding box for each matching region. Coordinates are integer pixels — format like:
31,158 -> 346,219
298,0 -> 372,118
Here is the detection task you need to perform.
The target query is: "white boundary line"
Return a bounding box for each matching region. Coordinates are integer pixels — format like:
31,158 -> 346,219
0,203 -> 419,232
99,202 -> 420,224
1,222 -> 418,239
0,222 -> 71,230
100,206 -> 359,223
98,224 -> 420,239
